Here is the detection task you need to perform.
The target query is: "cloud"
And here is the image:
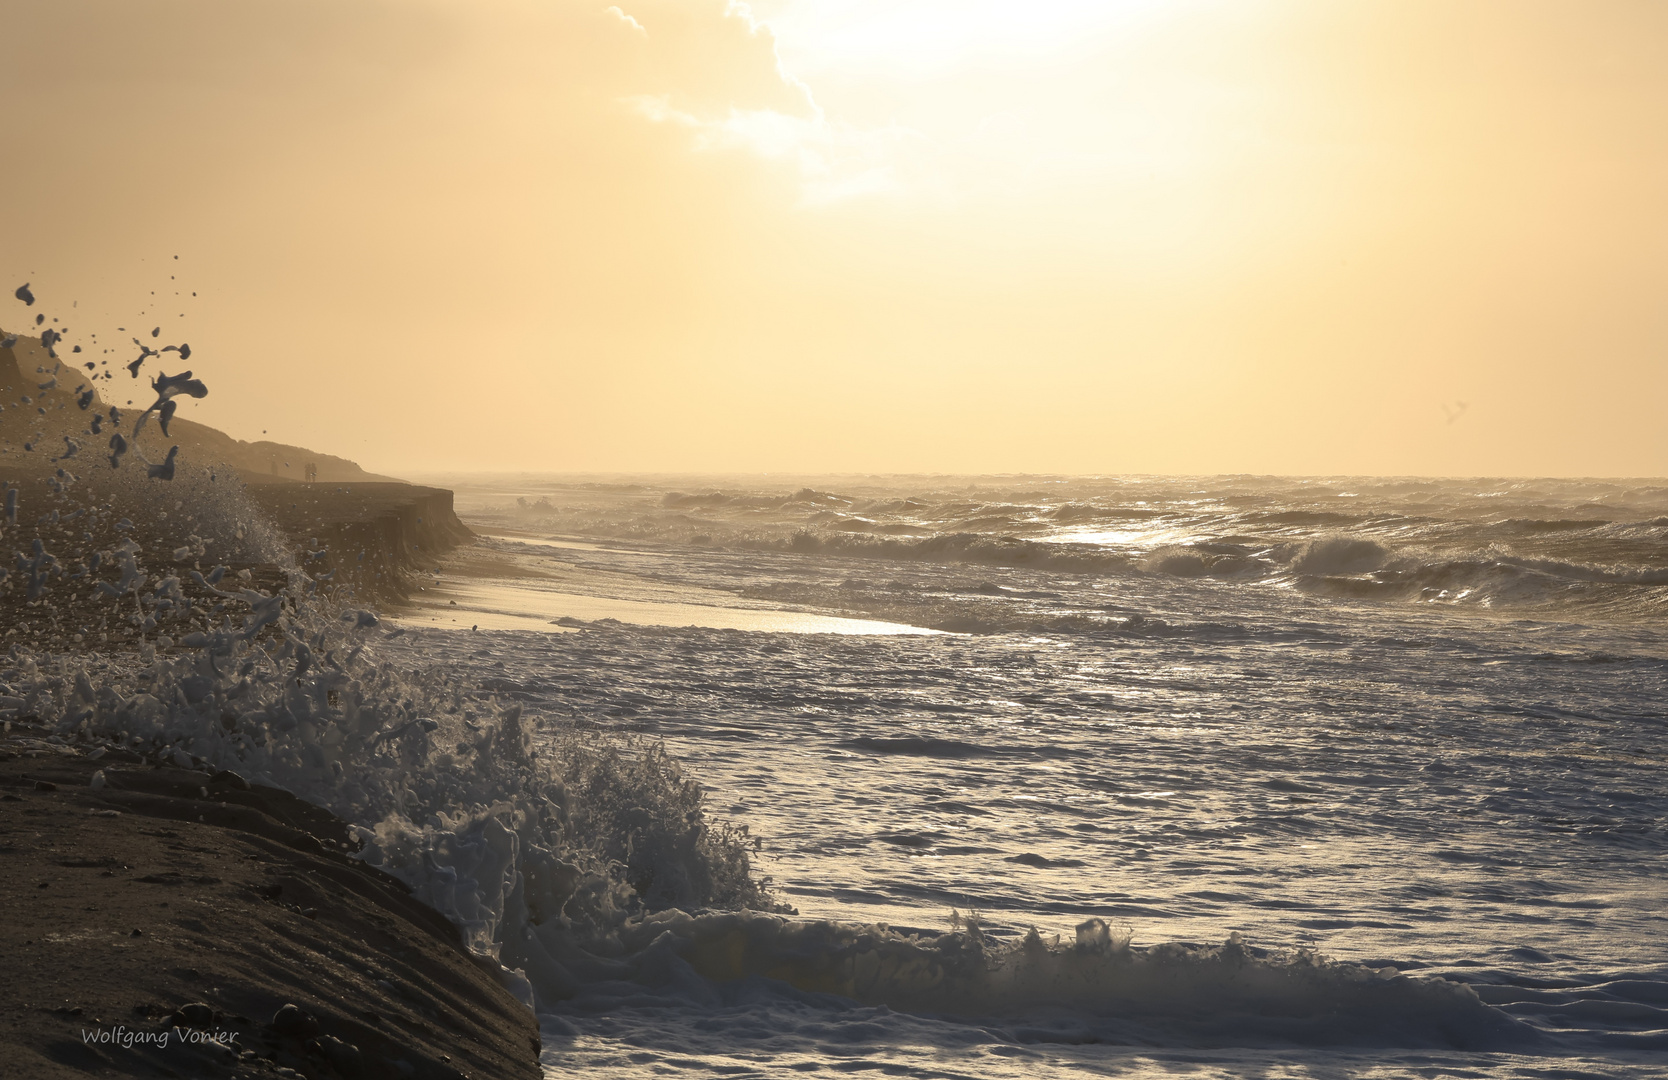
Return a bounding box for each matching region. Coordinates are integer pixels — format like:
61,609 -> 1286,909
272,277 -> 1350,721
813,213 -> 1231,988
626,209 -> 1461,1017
605,5 -> 646,36
628,96 -> 917,205
604,0 -> 815,119
605,1 -> 919,204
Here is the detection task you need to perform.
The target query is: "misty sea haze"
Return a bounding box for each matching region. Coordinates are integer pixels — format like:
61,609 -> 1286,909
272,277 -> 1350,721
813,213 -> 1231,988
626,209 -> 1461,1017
387,472 -> 1667,1078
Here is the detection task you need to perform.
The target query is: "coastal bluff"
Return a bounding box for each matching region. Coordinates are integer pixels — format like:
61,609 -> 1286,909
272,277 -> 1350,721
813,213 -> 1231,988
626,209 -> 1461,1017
1,329 -> 475,613
1,330 -> 402,487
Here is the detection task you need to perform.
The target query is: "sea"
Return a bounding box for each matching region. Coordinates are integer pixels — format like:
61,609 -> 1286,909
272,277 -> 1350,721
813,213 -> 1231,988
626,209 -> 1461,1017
14,467 -> 1668,1079
395,473 -> 1668,1079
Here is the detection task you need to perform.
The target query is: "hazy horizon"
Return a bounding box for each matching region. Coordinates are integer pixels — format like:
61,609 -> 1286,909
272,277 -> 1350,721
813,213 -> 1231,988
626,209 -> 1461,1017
406,467 -> 1668,483
5,0 -> 1666,478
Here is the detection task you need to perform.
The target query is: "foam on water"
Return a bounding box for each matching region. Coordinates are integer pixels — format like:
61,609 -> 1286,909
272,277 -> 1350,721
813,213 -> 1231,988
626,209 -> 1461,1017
575,912 -> 1533,1049
7,591 -> 1553,1064
410,474 -> 1666,1076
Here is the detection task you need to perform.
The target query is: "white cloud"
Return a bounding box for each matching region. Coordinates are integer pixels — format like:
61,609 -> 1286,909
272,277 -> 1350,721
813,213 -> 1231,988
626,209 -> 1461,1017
626,93 -> 919,206
604,5 -> 646,35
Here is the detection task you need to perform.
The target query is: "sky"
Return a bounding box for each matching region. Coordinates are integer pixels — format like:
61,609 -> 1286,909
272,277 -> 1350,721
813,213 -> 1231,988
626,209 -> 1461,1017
2,0 -> 1665,477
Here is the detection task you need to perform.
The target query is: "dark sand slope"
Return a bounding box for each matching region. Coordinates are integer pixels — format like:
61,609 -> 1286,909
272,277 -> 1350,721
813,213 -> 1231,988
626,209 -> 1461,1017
0,733 -> 542,1080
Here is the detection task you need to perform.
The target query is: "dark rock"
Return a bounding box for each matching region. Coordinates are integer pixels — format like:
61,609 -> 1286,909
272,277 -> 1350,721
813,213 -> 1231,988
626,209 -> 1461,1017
310,1034 -> 366,1075
271,1003 -> 321,1039
171,1001 -> 217,1029
208,768 -> 252,790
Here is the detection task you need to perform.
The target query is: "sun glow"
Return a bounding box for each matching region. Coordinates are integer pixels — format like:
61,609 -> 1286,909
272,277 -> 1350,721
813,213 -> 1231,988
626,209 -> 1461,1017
757,0 -> 1185,72
3,0 -> 1666,476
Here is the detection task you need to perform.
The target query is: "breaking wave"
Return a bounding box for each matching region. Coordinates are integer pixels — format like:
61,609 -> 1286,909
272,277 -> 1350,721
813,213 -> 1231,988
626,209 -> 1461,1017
778,530 -> 1136,575
547,912 -> 1538,1051
1286,536 -> 1392,575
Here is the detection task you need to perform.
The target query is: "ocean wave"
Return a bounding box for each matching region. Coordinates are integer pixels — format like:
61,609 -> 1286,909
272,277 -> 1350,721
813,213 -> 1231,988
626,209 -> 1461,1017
543,505 -> 1668,626
660,490 -> 792,511
1141,544 -> 1266,579
1050,503 -> 1165,522
549,912 -> 1539,1050
778,530 -> 1138,575
1488,517 -> 1614,534
1289,550 -> 1668,611
40,578 -> 1529,1049
0,498 -> 1636,1058
838,736 -> 1078,759
1241,509 -> 1374,528
839,736 -> 1005,758
1286,536 -> 1392,575
11,567 -> 777,1007
479,476 -> 1668,625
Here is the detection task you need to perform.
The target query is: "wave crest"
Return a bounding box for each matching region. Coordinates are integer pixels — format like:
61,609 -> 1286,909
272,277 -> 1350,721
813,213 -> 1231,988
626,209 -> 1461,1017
1287,536 -> 1392,575
556,912 -> 1539,1050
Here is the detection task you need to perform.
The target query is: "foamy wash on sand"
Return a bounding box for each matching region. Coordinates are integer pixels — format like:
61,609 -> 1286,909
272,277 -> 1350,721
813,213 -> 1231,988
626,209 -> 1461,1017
4,283 -> 1665,1078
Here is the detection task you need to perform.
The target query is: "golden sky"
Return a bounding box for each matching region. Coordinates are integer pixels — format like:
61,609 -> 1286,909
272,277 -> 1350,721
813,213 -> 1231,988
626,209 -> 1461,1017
3,0 -> 1665,476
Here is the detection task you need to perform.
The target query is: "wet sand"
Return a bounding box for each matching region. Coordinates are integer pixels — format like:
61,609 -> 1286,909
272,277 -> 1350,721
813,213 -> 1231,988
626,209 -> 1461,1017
390,532 -> 944,636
